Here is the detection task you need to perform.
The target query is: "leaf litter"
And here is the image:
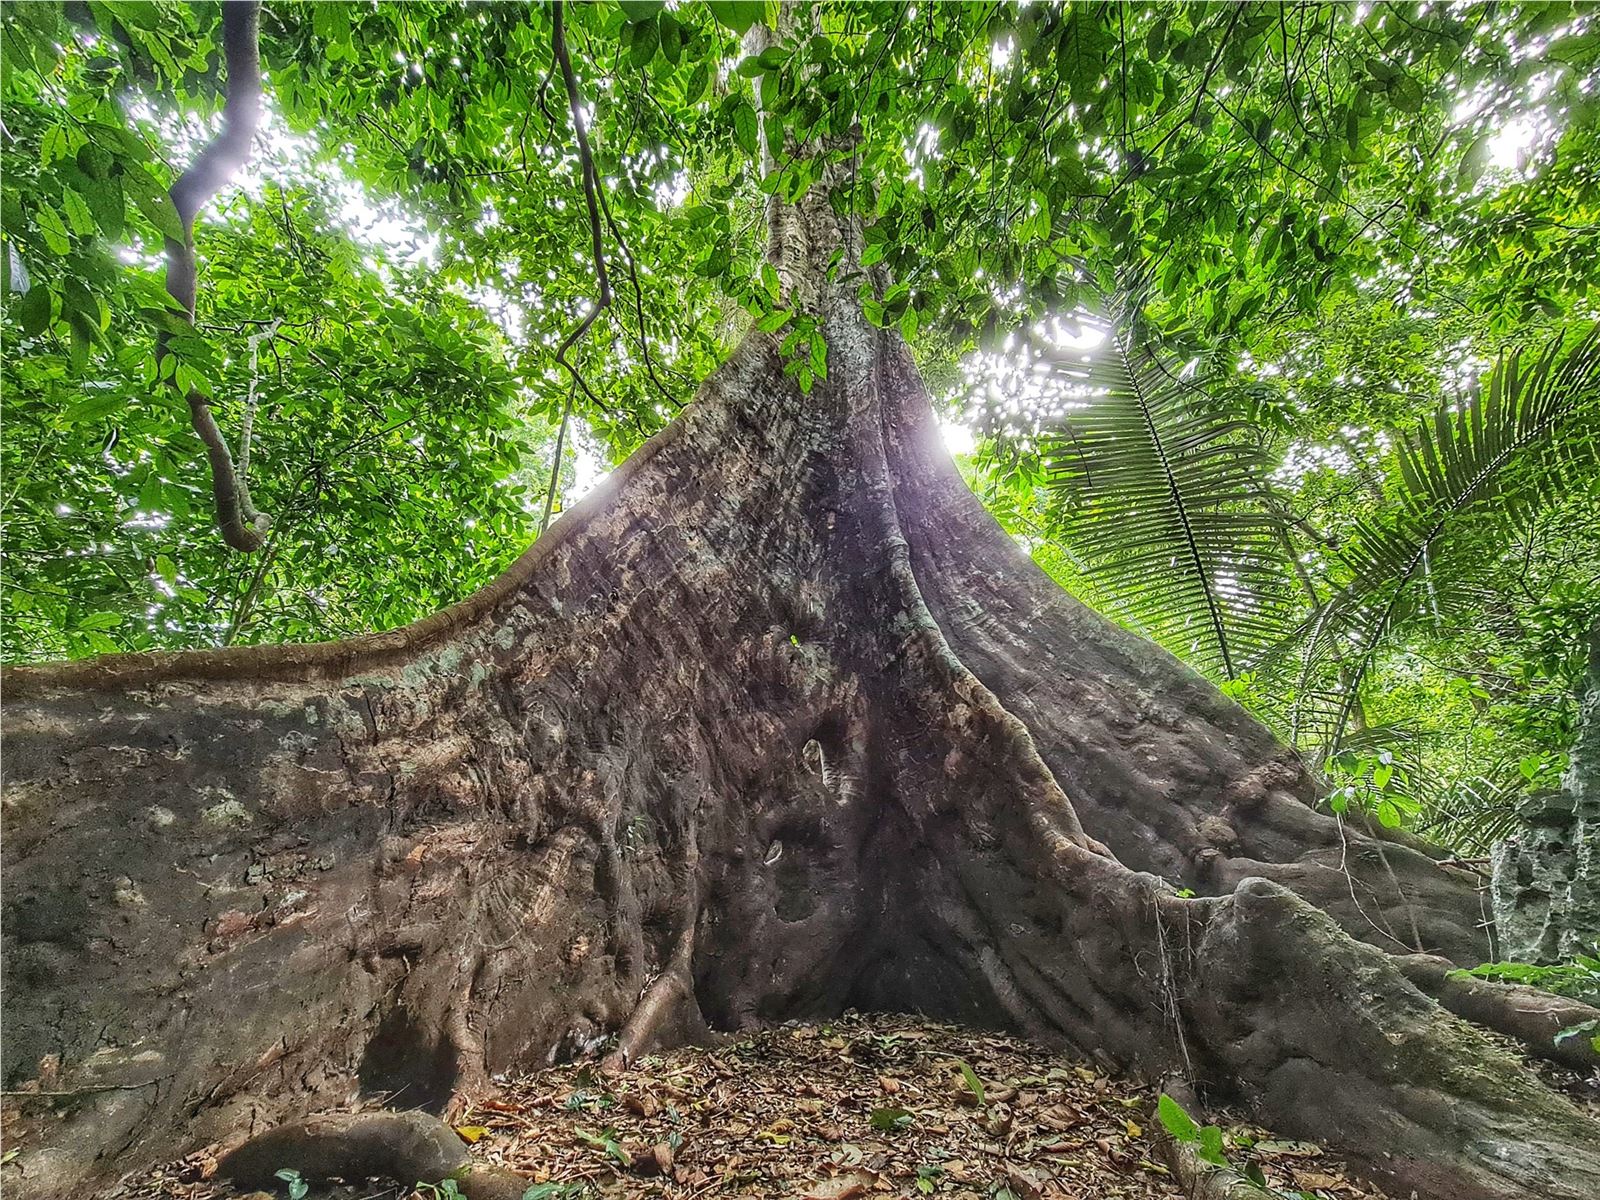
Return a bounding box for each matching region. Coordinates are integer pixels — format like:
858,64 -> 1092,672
117,1012 -> 1390,1200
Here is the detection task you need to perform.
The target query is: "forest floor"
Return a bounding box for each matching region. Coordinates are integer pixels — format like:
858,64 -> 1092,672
120,1012 -> 1391,1200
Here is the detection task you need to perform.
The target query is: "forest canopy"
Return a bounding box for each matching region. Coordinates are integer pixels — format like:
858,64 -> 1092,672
3,0 -> 1598,859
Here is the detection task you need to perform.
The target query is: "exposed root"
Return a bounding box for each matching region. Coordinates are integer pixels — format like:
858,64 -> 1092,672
602,924 -> 703,1075
218,1110 -> 526,1199
1395,952 -> 1600,1070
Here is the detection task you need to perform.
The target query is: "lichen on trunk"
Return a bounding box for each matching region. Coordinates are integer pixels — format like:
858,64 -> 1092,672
1492,617 -> 1600,962
5,58 -> 1600,1200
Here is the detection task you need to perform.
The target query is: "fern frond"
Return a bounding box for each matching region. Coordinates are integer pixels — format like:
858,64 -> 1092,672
1035,313 -> 1294,679
1290,324 -> 1600,752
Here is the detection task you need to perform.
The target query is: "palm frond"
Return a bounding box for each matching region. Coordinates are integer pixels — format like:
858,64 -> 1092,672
1034,312 -> 1294,679
1290,324 -> 1600,752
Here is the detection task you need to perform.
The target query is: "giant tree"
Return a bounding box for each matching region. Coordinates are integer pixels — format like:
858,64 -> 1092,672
4,4 -> 1600,1200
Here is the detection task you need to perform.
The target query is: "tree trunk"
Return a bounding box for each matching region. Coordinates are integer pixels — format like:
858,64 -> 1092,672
1492,617 -> 1600,962
5,121 -> 1599,1200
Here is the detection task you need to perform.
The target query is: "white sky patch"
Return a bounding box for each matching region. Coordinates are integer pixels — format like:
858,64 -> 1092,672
562,426 -> 610,515
950,308 -> 1114,445
1485,117 -> 1540,171
941,421 -> 976,456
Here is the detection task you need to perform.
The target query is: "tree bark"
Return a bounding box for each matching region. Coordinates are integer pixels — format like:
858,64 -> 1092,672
1492,616 -> 1600,962
4,77 -> 1598,1200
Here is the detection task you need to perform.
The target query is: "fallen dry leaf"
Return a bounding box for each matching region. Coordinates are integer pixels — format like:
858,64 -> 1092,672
800,1169 -> 878,1200
1005,1163 -> 1048,1200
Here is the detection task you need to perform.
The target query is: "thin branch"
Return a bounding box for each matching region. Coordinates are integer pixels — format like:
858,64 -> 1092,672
541,386 -> 575,535
156,0 -> 269,553
594,185 -> 678,408
550,0 -> 612,401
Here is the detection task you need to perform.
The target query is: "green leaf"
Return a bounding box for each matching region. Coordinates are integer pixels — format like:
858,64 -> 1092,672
1388,75 -> 1424,114
1157,1093 -> 1200,1143
39,124 -> 76,166
659,12 -> 683,65
707,1 -> 765,36
618,0 -> 664,22
35,204 -> 72,254
685,60 -> 711,104
81,173 -> 125,239
124,167 -> 186,242
62,278 -> 105,340
76,610 -> 125,631
16,286 -> 53,336
60,392 -> 123,425
1457,134 -> 1491,188
628,17 -> 660,69
1034,307 -> 1292,680
61,188 -> 97,237
956,1060 -> 985,1106
731,98 -> 760,158
1056,14 -> 1114,105
869,1106 -> 914,1131
138,306 -> 194,335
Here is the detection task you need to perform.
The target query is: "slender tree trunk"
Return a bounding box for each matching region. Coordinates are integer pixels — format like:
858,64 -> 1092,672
5,70 -> 1599,1200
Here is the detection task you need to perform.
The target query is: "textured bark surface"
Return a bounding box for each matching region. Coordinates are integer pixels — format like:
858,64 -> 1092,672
1492,619 -> 1600,962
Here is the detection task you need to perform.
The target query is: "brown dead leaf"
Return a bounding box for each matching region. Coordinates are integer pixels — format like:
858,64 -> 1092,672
800,1169 -> 878,1200
623,1091 -> 661,1118
1296,1171 -> 1346,1189
1038,1103 -> 1086,1131
122,1011 -> 1388,1200
1258,1138 -> 1324,1158
1004,1163 -> 1048,1200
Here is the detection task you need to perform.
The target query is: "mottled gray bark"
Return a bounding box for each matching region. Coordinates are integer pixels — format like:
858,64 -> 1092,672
1493,618 -> 1600,962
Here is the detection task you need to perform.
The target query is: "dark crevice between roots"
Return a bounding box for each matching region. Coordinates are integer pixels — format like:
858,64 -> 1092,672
357,1007 -> 458,1114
